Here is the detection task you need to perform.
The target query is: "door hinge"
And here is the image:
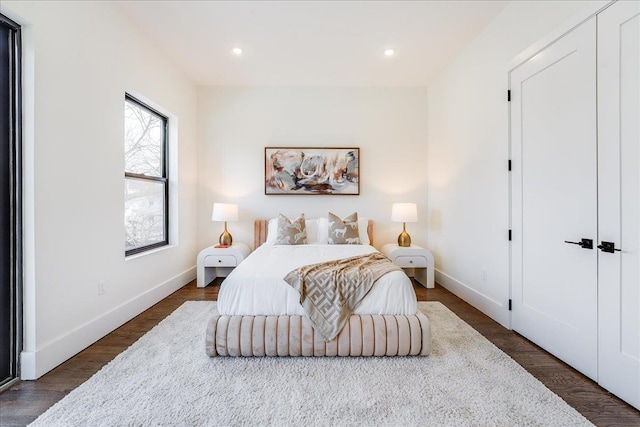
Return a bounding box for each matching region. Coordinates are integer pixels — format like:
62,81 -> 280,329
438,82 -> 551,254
509,299 -> 512,311
507,90 -> 511,102
508,230 -> 512,241
508,160 -> 512,171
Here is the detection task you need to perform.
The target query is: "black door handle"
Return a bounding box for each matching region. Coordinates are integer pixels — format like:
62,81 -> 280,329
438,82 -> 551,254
564,238 -> 593,249
597,241 -> 621,253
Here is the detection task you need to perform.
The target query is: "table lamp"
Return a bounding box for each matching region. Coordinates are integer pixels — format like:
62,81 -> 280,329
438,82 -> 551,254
391,203 -> 417,247
211,203 -> 238,246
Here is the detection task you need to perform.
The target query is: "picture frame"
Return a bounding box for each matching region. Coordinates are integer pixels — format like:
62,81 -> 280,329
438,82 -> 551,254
265,147 -> 360,195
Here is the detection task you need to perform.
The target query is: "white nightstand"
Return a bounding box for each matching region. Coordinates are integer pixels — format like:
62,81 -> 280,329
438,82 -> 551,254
381,243 -> 434,289
197,243 -> 251,288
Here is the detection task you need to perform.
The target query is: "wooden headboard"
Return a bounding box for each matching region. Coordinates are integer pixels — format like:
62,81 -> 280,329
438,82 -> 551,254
254,219 -> 374,248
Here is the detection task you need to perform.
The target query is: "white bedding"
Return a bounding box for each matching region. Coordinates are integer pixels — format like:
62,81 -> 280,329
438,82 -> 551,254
217,243 -> 417,316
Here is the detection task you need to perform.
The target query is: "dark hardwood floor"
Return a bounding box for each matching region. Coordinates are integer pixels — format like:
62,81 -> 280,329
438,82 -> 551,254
1,280 -> 638,426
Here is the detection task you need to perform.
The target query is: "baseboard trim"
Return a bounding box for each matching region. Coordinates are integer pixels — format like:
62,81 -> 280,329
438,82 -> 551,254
435,269 -> 510,329
20,266 -> 196,380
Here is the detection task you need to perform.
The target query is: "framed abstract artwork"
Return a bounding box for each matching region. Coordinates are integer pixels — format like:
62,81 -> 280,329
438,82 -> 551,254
265,147 -> 360,195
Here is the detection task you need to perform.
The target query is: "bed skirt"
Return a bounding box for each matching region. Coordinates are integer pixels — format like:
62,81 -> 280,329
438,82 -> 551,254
206,312 -> 431,357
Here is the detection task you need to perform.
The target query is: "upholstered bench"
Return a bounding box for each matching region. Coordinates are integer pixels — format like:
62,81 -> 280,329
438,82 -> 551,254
206,312 -> 431,357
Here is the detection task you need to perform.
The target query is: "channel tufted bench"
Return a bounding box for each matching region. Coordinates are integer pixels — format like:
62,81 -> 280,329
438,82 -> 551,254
206,312 -> 431,357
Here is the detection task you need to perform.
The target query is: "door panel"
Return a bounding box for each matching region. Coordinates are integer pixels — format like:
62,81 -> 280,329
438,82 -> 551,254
597,0 -> 640,410
510,18 -> 598,380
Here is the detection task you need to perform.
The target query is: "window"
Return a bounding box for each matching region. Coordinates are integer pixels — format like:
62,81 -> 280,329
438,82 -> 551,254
0,12 -> 21,390
124,94 -> 168,255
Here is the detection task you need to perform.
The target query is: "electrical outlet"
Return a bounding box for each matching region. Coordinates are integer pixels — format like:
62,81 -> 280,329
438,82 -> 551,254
98,280 -> 106,296
482,269 -> 488,281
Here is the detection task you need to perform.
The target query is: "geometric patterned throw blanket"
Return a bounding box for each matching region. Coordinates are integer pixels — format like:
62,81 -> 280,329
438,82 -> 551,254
284,253 -> 402,341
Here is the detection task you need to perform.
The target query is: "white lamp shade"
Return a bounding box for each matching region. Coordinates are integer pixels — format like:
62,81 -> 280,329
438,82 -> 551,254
211,203 -> 239,222
391,203 -> 418,223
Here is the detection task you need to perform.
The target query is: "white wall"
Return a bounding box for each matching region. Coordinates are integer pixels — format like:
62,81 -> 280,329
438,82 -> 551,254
426,0 -> 598,327
1,1 -> 199,378
198,87 -> 428,250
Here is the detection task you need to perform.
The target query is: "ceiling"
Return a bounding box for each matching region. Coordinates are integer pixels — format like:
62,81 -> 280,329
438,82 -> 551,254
116,1 -> 508,87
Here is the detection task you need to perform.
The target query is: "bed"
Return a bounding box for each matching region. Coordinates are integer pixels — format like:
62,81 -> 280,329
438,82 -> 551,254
205,218 -> 431,357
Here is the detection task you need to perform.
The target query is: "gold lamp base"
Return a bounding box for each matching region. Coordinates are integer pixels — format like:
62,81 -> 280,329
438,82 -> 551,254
218,222 -> 233,246
397,222 -> 411,247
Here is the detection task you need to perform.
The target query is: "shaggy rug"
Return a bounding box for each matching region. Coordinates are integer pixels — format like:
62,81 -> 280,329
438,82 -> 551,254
30,302 -> 592,426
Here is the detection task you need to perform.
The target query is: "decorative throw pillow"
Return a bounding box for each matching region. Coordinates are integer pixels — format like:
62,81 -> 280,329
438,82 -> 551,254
276,214 -> 307,245
328,212 -> 361,245
267,218 -> 318,244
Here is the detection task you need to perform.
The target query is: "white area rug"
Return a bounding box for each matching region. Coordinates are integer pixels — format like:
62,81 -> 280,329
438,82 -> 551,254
30,302 -> 592,426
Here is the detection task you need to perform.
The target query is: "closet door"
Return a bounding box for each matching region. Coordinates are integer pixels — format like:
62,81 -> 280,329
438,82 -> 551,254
597,0 -> 640,410
510,17 -> 598,380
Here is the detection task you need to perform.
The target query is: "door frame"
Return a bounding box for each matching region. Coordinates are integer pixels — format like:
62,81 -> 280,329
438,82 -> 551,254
0,12 -> 22,391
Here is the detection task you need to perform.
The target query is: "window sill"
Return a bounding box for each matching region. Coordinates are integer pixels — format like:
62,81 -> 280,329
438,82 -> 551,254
125,244 -> 176,261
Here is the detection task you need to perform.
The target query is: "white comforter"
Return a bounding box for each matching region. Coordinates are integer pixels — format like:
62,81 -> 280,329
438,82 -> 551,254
217,244 -> 417,316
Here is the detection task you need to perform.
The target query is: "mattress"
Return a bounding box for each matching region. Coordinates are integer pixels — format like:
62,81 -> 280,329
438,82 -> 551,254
217,243 -> 417,316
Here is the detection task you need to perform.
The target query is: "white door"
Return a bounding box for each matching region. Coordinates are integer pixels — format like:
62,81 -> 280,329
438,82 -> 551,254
597,0 -> 640,410
510,18 -> 598,380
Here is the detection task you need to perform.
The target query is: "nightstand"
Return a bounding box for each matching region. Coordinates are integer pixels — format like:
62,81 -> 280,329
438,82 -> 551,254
197,243 -> 251,288
381,243 -> 434,289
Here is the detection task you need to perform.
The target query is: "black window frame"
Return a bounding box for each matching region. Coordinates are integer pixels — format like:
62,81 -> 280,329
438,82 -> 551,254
124,94 -> 169,256
0,12 -> 22,390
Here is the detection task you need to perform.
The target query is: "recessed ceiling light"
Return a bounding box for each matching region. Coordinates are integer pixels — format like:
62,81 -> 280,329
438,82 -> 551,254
384,49 -> 395,57
232,47 -> 243,56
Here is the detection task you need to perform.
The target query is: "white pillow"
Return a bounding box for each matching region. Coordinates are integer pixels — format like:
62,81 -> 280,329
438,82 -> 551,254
317,218 -> 329,244
317,216 -> 370,245
265,218 -> 279,244
305,219 -> 319,244
358,217 -> 371,245
265,217 -> 319,244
